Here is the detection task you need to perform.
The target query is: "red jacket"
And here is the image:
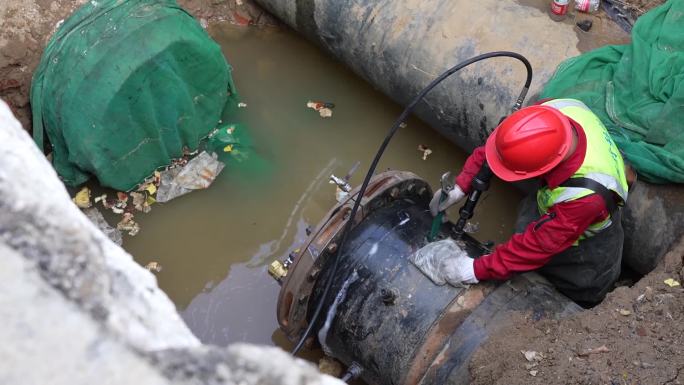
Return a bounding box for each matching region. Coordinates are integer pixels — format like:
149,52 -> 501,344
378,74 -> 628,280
455,120 -> 610,281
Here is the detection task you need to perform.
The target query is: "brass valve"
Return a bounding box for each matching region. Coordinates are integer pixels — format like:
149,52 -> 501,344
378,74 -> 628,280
268,260 -> 288,282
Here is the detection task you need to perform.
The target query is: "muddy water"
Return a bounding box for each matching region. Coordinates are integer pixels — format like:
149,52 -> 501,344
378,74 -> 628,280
123,24 -> 520,348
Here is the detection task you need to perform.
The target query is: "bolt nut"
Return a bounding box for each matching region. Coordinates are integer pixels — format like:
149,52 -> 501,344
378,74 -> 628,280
380,287 -> 399,305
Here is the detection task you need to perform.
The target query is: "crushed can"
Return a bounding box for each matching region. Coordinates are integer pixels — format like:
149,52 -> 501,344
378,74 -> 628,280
575,0 -> 601,13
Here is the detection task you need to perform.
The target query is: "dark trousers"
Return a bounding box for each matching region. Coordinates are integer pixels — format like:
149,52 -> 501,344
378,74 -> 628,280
515,194 -> 623,305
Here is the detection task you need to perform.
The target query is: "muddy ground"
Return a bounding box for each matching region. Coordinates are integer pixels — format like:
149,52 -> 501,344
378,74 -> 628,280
0,0 -> 277,129
471,237 -> 684,385
1,0 -> 681,384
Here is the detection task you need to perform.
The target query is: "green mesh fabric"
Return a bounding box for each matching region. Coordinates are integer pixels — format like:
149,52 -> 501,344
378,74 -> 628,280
541,0 -> 684,183
31,0 -> 237,190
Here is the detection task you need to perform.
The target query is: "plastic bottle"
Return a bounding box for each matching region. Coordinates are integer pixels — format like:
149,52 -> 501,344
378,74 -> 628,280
549,0 -> 570,21
575,0 -> 601,13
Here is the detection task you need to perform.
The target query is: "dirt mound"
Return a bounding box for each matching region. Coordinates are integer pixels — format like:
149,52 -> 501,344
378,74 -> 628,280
470,236 -> 684,385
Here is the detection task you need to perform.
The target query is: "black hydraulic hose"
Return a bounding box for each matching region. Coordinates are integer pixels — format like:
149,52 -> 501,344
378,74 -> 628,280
290,51 -> 533,355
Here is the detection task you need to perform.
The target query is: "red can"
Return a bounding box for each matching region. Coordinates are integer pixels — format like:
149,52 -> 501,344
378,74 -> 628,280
550,0 -> 569,20
550,0 -> 569,15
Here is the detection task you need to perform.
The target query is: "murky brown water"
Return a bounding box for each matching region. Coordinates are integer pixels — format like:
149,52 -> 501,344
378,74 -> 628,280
122,24 -> 520,348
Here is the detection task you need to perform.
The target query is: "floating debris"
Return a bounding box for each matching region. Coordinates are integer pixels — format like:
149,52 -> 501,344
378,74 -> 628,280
129,191 -> 152,213
237,102 -> 247,108
94,193 -> 107,205
417,144 -> 433,160
109,191 -> 128,214
664,278 -> 681,287
116,212 -> 140,236
318,107 -> 333,118
145,261 -> 163,273
307,100 -> 335,118
618,309 -> 632,316
72,187 -> 92,208
141,182 -> 157,195
83,207 -> 122,245
529,370 -> 538,377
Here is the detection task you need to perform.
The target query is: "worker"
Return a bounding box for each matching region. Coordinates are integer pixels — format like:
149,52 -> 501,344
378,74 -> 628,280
430,99 -> 629,305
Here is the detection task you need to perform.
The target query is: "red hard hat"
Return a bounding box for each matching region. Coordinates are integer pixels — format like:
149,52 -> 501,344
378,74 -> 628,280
485,105 -> 573,182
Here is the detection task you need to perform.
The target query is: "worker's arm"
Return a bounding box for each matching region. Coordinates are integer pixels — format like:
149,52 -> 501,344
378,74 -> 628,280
473,194 -> 608,280
455,146 -> 486,194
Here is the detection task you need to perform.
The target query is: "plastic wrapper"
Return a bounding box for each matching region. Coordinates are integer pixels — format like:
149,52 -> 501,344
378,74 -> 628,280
155,151 -> 225,203
83,208 -> 122,245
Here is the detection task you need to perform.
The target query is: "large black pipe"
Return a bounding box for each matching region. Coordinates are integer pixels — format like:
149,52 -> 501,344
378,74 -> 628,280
312,198 -> 580,385
254,0 -> 684,272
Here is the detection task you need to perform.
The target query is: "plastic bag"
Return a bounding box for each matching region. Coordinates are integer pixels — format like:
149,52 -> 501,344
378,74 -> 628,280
155,151 -> 225,203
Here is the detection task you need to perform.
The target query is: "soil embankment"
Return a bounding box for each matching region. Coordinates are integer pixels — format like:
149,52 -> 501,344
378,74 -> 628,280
470,237 -> 684,384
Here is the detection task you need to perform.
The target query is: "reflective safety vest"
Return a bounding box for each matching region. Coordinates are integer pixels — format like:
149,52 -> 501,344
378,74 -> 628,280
536,99 -> 629,241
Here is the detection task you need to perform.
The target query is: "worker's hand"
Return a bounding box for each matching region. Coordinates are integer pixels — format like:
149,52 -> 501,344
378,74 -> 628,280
442,252 -> 479,286
429,186 -> 466,216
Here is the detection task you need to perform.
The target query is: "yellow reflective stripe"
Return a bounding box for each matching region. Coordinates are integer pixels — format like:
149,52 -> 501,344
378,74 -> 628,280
542,98 -> 591,111
583,172 -> 627,202
551,187 -> 593,204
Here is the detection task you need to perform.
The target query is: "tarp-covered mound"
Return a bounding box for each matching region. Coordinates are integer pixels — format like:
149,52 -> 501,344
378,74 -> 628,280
541,0 -> 684,184
31,0 -> 237,191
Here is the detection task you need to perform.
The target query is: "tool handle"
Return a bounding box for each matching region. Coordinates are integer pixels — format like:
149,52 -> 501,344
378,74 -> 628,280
453,163 -> 493,238
428,190 -> 449,241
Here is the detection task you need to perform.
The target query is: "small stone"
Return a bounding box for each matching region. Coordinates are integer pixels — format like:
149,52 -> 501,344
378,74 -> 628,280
576,19 -> 593,32
644,286 -> 654,301
521,350 -> 543,362
618,309 -> 632,316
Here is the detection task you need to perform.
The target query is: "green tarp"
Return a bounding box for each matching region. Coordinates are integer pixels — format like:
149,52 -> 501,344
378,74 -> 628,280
541,0 -> 684,184
31,0 -> 237,191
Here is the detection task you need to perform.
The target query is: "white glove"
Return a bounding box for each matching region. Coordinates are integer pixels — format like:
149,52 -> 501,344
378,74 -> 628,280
429,186 -> 466,216
441,252 -> 479,286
